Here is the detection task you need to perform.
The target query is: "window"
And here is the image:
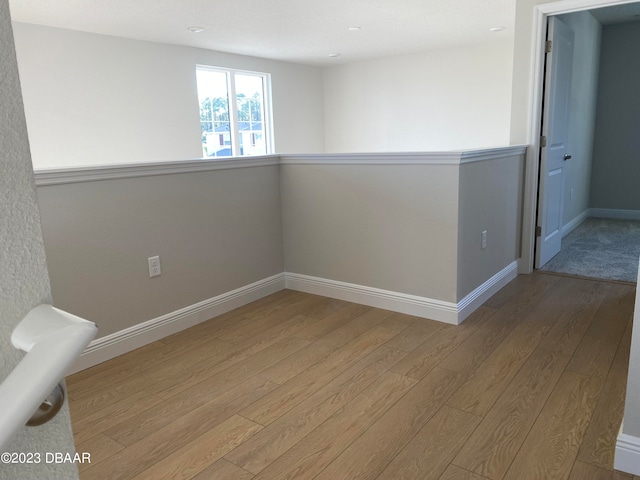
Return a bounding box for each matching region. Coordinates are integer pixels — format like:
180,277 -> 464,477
196,66 -> 272,158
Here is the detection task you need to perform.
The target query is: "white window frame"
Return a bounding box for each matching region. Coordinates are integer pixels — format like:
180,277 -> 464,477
196,65 -> 274,157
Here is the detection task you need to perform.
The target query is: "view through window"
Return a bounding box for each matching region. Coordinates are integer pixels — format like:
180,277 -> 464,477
196,66 -> 271,158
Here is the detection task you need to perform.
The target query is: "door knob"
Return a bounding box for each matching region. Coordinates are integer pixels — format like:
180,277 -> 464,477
563,154 -> 572,161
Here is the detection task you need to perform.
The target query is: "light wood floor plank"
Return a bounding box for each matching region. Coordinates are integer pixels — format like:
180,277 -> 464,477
155,335 -> 309,400
314,307 -> 397,349
75,434 -> 124,472
538,279 -> 605,355
132,414 -> 262,480
446,320 -> 549,417
66,340 -> 177,399
577,318 -> 632,470
439,465 -> 490,479
252,371 -> 416,480
257,341 -> 333,385
483,272 -> 559,309
81,379 -> 276,480
104,376 -> 278,447
314,367 -> 463,480
70,389 -> 165,444
67,274 -> 636,480
438,304 -> 520,376
217,295 -> 331,344
503,370 -> 604,480
69,338 -> 239,412
238,323 -> 407,427
390,307 -> 495,380
291,303 -> 371,341
568,461 -> 632,479
225,346 -> 407,474
383,313 -> 445,352
520,276 -> 594,329
377,405 -> 481,480
453,347 -> 571,479
191,459 -> 254,480
567,285 -> 634,379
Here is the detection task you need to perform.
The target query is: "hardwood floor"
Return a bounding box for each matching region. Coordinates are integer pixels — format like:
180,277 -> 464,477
67,273 -> 636,479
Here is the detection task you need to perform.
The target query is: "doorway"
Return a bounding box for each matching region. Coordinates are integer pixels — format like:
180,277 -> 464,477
532,2 -> 640,284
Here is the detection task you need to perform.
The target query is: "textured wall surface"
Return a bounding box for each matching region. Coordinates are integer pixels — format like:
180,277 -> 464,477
0,1 -> 79,478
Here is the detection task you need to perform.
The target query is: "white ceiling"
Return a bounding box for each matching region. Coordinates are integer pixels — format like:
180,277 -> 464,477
7,0 -> 515,66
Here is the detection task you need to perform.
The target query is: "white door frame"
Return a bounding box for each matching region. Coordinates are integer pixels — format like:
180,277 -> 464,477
521,0 -> 639,274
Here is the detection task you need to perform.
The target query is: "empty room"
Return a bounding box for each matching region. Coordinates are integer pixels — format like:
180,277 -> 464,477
2,0 -> 640,479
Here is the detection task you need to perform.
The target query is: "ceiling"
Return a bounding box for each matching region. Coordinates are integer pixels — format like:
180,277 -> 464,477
590,2 -> 640,24
7,0 -> 515,66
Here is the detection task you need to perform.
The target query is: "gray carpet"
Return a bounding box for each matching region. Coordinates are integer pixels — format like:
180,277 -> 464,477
539,217 -> 640,283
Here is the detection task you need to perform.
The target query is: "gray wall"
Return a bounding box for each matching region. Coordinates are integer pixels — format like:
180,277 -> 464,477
37,166 -> 284,338
590,21 -> 640,211
0,2 -> 78,477
281,163 -> 460,302
37,152 -> 525,343
457,155 -> 524,299
556,11 -> 601,226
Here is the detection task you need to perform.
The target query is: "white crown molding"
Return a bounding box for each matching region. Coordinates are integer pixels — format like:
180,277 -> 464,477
68,273 -> 285,374
280,146 -> 527,166
279,152 -> 464,166
459,145 -> 527,164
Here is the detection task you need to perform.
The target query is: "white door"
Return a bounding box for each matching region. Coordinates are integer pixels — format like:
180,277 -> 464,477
536,16 -> 574,268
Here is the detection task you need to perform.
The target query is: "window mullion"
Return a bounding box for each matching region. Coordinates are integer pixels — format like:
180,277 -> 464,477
227,72 -> 241,157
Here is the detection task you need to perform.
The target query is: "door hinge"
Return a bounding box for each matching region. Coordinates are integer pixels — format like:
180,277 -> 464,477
540,136 -> 547,147
545,40 -> 552,53
536,225 -> 542,237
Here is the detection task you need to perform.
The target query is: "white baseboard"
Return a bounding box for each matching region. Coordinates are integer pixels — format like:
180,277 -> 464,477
285,261 -> 518,325
590,208 -> 640,220
285,273 -> 459,324
563,210 -> 589,238
457,261 -> 519,322
68,273 -> 285,374
615,425 -> 640,476
69,262 -> 520,373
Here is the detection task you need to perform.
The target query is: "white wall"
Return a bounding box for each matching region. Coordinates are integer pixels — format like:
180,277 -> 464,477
12,23 -> 325,168
0,2 -> 78,477
323,40 -> 514,152
14,23 -> 518,167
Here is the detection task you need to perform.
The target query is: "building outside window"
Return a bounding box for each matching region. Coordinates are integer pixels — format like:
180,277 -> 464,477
196,66 -> 272,157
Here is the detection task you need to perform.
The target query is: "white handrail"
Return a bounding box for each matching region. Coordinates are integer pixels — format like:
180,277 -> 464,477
0,305 -> 97,450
